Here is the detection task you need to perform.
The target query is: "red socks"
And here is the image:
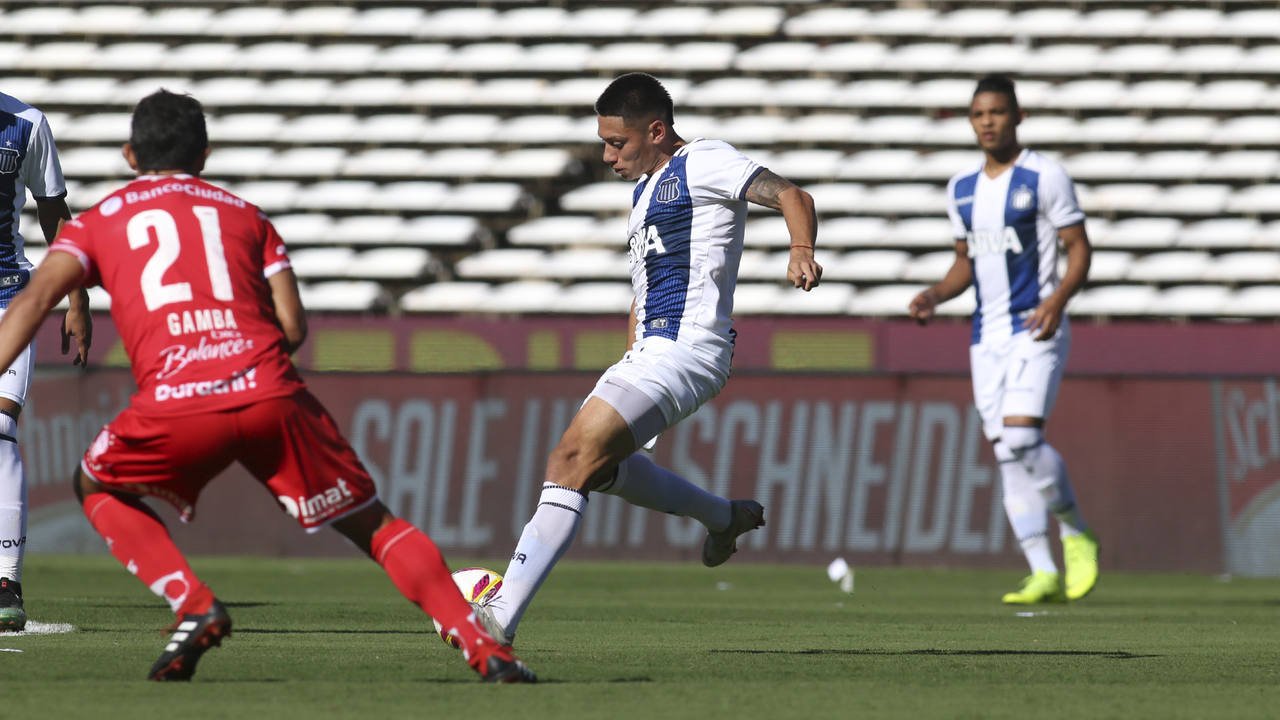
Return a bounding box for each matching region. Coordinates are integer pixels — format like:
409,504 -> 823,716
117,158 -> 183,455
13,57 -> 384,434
371,518 -> 494,661
82,493 -> 214,617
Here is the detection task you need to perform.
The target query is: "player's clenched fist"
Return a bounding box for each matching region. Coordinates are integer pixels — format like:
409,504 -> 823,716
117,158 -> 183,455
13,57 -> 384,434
787,247 -> 822,291
908,288 -> 939,324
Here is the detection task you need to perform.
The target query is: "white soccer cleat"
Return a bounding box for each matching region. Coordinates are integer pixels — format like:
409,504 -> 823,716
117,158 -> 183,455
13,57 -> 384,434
470,601 -> 513,647
702,500 -> 766,568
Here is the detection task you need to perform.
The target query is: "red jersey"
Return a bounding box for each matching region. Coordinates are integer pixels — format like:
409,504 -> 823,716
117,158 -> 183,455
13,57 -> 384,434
52,174 -> 305,416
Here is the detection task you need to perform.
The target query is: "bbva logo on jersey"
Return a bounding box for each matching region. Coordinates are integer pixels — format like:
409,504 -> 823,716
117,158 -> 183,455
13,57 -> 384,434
629,224 -> 667,259
966,226 -> 1024,257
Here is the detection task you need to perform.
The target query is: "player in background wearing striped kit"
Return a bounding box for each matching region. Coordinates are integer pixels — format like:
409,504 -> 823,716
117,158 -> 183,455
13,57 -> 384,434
0,90 -> 93,632
909,75 -> 1100,604
478,73 -> 823,644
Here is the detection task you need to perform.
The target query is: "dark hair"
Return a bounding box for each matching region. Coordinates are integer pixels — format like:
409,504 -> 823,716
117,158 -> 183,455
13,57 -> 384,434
972,74 -> 1020,111
595,72 -> 674,127
129,90 -> 208,173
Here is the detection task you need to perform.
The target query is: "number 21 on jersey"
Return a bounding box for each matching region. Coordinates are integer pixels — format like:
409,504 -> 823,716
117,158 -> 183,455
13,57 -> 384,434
127,205 -> 234,311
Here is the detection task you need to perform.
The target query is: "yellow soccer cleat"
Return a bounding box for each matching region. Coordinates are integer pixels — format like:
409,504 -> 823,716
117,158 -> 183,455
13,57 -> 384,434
1001,571 -> 1065,605
1063,531 -> 1100,601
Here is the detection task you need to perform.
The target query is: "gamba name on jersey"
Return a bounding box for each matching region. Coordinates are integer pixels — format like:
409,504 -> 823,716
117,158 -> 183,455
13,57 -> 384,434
626,139 -> 764,350
946,149 -> 1085,344
51,174 -> 304,415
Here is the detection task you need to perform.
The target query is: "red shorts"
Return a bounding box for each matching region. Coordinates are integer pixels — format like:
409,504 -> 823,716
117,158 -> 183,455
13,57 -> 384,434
81,390 -> 378,531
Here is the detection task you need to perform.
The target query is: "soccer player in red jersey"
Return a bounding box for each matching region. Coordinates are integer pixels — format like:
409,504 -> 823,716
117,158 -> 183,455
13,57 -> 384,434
0,90 -> 534,683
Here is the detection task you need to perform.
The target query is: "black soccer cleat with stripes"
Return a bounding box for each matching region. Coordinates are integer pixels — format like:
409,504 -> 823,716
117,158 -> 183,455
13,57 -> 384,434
148,599 -> 233,681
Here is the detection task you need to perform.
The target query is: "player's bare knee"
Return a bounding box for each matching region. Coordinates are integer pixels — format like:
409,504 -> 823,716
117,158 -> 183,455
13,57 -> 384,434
332,500 -> 393,556
545,443 -> 599,491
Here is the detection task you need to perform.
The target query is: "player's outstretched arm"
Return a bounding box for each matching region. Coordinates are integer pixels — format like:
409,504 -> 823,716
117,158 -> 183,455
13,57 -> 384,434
908,241 -> 973,325
36,197 -> 91,365
0,251 -> 83,372
268,268 -> 308,353
744,169 -> 821,291
1025,223 -> 1091,340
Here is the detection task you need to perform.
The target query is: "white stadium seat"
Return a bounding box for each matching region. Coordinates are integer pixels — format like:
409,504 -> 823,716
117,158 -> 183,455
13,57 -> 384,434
332,216 -> 406,246
202,147 -> 276,178
449,43 -> 526,73
59,147 -> 131,177
295,180 -> 378,211
207,7 -> 287,36
1075,9 -> 1151,39
1127,251 -> 1211,283
823,250 -> 912,282
5,7 -> 75,35
95,43 -> 169,72
1023,45 -> 1103,77
348,8 -> 425,37
902,251 -> 956,282
1078,116 -> 1147,144
1064,151 -> 1140,182
1098,44 -> 1176,73
1044,79 -> 1124,110
1178,219 -> 1260,249
237,42 -> 312,73
289,248 -> 357,279
818,217 -> 890,249
882,43 -> 962,73
801,183 -> 866,215
1069,285 -> 1158,316
560,182 -> 632,213
1122,80 -> 1197,110
271,214 -> 332,245
397,216 -> 485,247
484,281 -> 562,314
714,6 -> 786,36
1203,151 -> 1280,181
523,44 -> 593,73
784,8 -> 871,37
551,283 -> 633,314
1174,45 -> 1244,74
366,181 -> 449,212
165,43 -> 241,72
864,8 -> 938,36
493,7 -> 569,39
1149,185 -> 1230,216
1087,251 -> 1135,282
270,148 -> 347,178
446,183 -> 528,213
1206,252 -> 1280,283
372,44 -> 451,73
542,249 -> 628,280
399,282 -> 492,313
308,44 -> 380,75
424,114 -> 502,144
934,8 -> 1013,37
508,217 -> 612,248
1230,286 -> 1280,317
847,284 -> 925,317
420,8 -> 499,39
279,6 -> 359,36
736,42 -> 819,72
1219,9 -> 1280,39
1190,80 -> 1270,111
1095,218 -> 1181,249
1226,185 -> 1280,214
1148,9 -> 1224,38
884,218 -> 955,248
558,8 -> 638,38
1138,149 -> 1212,178
1158,285 -> 1231,316
957,43 -> 1032,74
299,281 -> 384,312
61,113 -> 131,142
768,283 -> 854,315
838,150 -> 922,181
347,248 -> 435,280
456,249 -> 547,280
342,149 -> 431,178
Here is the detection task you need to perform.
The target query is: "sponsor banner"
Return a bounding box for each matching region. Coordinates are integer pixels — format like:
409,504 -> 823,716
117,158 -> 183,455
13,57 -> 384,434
1212,379 -> 1280,576
23,369 -> 1225,572
33,314 -> 1280,376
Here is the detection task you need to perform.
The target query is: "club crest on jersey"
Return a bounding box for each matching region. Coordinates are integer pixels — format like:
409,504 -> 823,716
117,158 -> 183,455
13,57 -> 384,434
655,176 -> 681,203
1011,185 -> 1034,211
0,148 -> 18,174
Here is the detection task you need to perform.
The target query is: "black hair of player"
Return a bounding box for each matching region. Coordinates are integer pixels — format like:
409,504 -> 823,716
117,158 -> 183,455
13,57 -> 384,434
595,73 -> 674,128
972,74 -> 1020,112
129,90 -> 208,173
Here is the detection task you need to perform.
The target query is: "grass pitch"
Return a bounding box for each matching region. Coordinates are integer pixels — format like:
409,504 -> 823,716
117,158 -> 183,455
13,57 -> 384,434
5,555 -> 1279,719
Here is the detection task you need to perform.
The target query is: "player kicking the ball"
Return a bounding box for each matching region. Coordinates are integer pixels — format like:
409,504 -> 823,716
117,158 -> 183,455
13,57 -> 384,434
479,73 -> 822,644
0,91 -> 533,682
908,75 -> 1099,604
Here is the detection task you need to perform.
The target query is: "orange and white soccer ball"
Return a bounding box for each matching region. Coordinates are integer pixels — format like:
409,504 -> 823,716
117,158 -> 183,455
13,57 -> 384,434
432,567 -> 504,648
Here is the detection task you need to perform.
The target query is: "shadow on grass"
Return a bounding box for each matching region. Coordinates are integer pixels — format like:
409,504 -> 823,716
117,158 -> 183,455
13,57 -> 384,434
235,628 -> 434,635
712,649 -> 1159,660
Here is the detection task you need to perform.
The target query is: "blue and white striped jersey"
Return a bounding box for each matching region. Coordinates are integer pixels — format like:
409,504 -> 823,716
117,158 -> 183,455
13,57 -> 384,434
626,139 -> 763,353
946,149 -> 1084,344
0,91 -> 66,306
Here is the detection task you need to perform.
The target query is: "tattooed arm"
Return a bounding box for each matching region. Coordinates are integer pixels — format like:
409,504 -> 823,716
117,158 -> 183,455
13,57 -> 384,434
745,169 -> 821,291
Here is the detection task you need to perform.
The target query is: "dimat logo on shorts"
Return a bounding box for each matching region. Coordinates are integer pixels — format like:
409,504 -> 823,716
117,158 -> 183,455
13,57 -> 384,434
277,479 -> 355,522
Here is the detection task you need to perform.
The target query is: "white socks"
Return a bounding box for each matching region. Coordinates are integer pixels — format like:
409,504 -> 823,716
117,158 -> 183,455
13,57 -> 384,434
0,413 -> 26,582
494,484 -> 587,639
1002,426 -> 1089,539
598,453 -> 732,532
995,440 -> 1056,574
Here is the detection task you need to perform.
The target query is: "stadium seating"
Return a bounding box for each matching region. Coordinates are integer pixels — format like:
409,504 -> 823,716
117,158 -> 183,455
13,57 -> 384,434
9,0 -> 1280,318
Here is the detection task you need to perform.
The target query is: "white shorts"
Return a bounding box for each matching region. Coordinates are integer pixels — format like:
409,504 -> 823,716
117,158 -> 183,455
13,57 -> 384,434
970,322 -> 1069,441
0,329 -> 33,407
588,336 -> 730,447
